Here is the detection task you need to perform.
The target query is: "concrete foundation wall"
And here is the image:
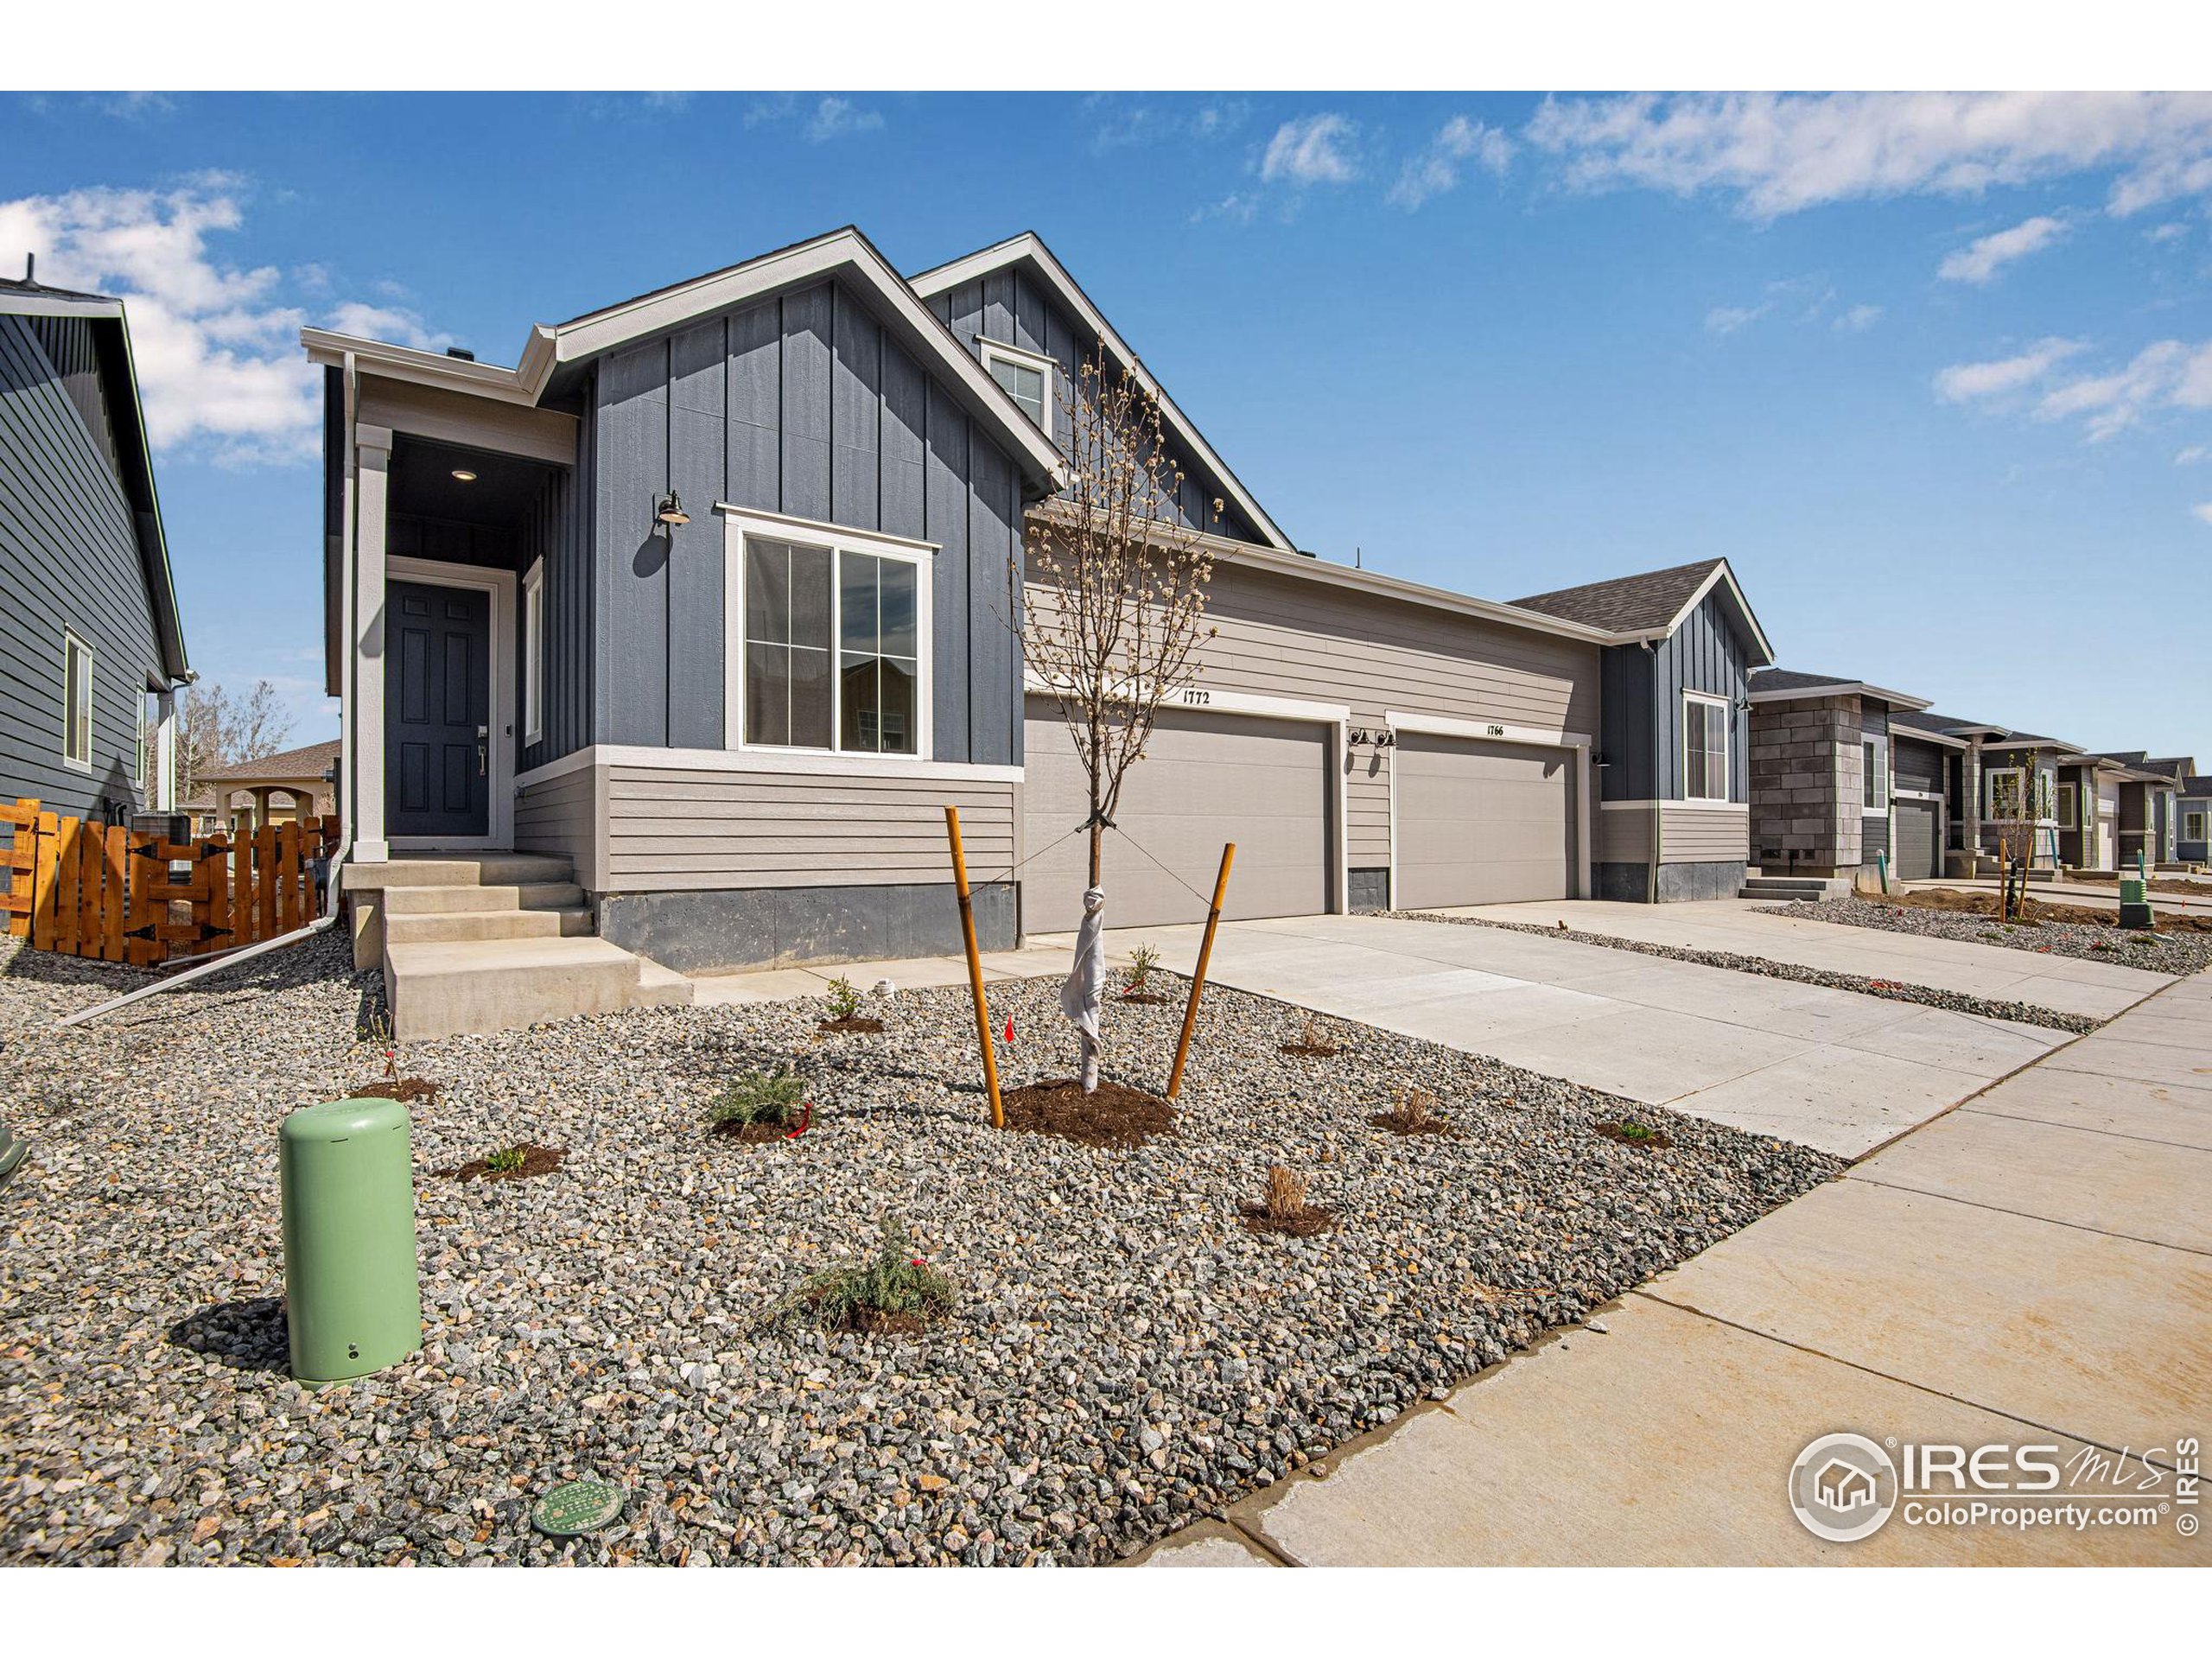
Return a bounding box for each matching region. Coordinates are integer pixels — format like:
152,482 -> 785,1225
1348,868 -> 1390,912
1655,859 -> 1748,902
598,880 -> 1014,974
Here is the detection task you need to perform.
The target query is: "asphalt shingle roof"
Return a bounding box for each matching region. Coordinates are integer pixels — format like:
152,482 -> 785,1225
1509,558 -> 1725,633
198,738 -> 342,784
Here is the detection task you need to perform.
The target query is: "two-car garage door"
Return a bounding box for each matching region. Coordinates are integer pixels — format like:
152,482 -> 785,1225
1020,700 -> 1333,934
1394,734 -> 1576,908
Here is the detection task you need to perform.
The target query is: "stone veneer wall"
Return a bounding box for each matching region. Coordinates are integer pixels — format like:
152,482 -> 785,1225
1749,695 -> 1864,876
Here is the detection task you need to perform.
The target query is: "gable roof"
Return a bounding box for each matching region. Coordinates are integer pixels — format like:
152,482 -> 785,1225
2181,776 -> 2212,798
1510,557 -> 1775,664
1747,667 -> 1932,709
2,274 -> 189,683
908,232 -> 1297,555
198,737 -> 342,785
1897,709 -> 2082,753
304,226 -> 1065,502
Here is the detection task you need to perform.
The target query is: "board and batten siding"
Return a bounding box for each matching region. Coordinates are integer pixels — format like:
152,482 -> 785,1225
0,313 -> 162,820
930,267 -> 1267,547
589,276 -> 1028,768
1859,701 -> 1891,864
1027,556 -> 1600,872
517,462 -> 593,772
600,765 -> 1014,891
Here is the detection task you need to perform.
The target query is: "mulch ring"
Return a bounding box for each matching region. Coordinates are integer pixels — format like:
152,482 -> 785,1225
1239,1203 -> 1336,1239
1368,1108 -> 1456,1137
1116,990 -> 1172,1006
435,1143 -> 567,1182
351,1077 -> 438,1103
1000,1077 -> 1175,1148
710,1111 -> 814,1148
1594,1121 -> 1673,1151
817,1016 -> 886,1034
1281,1039 -> 1341,1058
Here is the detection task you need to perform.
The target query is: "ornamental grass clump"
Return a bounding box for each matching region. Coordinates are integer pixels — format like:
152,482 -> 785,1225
710,1067 -> 808,1132
775,1217 -> 955,1335
1241,1163 -> 1334,1238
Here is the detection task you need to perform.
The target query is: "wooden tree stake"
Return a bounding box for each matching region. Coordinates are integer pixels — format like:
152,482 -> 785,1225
944,804 -> 1004,1128
1166,842 -> 1236,1099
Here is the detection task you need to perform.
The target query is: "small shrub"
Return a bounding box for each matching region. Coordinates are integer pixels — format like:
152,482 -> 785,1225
776,1217 -> 954,1334
824,975 -> 863,1024
1123,944 -> 1162,996
483,1145 -> 527,1174
1280,1011 -> 1340,1057
711,1066 -> 807,1130
1373,1086 -> 1452,1135
1263,1164 -> 1307,1223
1595,1119 -> 1673,1150
1243,1164 -> 1333,1237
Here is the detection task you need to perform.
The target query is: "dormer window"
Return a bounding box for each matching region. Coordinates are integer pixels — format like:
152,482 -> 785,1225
978,339 -> 1056,440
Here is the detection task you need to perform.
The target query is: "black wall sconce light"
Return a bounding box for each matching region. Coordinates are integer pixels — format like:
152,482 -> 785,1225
654,491 -> 690,532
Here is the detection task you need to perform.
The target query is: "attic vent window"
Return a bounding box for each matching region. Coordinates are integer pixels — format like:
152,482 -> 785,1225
978,339 -> 1055,441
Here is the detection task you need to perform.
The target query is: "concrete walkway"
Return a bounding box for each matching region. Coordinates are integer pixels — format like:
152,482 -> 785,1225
1134,971 -> 2211,1567
1442,897 -> 2171,1021
1071,912 -> 2116,1157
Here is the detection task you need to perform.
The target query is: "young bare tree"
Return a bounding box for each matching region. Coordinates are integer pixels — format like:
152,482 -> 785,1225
177,679 -> 296,801
1017,347 -> 1220,1091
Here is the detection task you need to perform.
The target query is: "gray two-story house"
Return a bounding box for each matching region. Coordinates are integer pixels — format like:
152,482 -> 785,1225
308,226 -> 1774,1036
1,268 -> 189,823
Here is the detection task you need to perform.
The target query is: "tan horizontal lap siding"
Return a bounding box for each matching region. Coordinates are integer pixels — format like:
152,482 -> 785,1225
602,766 -> 1014,891
515,772 -> 596,878
1597,805 -> 1654,864
1027,560 -> 1600,874
1661,804 -> 1749,862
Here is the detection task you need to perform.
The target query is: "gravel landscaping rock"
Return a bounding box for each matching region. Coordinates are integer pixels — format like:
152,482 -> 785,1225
1389,910 -> 2102,1033
1,930 -> 1840,1567
1758,897 -> 2212,977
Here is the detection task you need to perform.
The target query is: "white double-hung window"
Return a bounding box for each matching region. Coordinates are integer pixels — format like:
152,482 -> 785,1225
1682,691 -> 1730,802
1862,734 -> 1888,812
725,512 -> 931,759
1986,767 -> 2025,822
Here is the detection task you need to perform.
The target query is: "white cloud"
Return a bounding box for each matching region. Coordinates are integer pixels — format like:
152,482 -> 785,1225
1388,115 -> 1514,210
0,181 -> 446,466
2147,219 -> 2190,244
323,301 -> 454,355
1085,96 -> 1249,154
805,96 -> 883,143
1260,114 -> 1359,187
1932,337 -> 2088,404
1938,214 -> 2069,283
1527,92 -> 2212,219
1834,302 -> 1885,333
1704,302 -> 1767,336
2193,502 -> 2212,525
2177,442 -> 2212,463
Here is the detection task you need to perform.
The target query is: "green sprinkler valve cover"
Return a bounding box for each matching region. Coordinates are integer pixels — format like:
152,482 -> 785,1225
280,1096 -> 422,1385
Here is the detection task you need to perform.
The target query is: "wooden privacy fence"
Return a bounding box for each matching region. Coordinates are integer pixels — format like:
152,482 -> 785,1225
2,800 -> 337,968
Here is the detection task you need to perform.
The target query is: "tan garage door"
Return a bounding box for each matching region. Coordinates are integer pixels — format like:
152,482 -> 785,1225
1395,734 -> 1575,907
1020,699 -> 1332,934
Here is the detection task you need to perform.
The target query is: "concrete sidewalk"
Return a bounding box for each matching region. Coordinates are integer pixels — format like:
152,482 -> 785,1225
1077,913 -> 2107,1157
1443,897 -> 2170,1021
1134,972 -> 2211,1567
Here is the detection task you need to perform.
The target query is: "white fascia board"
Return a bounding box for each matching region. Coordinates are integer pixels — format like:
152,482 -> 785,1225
550,229 -> 1064,495
2,292 -> 124,322
302,327 -> 543,405
1648,560 -> 1777,665
1895,726 -> 1970,751
912,232 -> 1297,555
1748,679 -> 1934,710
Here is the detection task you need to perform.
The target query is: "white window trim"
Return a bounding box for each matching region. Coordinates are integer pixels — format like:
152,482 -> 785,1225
720,509 -> 934,763
1986,765 -> 2028,823
1861,733 -> 1889,815
1681,690 -> 1730,804
61,629 -> 93,774
976,337 -> 1057,442
522,556 -> 545,747
2184,810 -> 2206,842
2055,780 -> 2078,829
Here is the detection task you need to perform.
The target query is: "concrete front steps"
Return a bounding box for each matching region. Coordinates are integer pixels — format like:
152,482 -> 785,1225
1738,874 -> 1853,902
344,853 -> 692,1039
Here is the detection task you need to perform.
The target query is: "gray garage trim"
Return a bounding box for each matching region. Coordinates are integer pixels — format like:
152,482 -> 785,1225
1020,696 -> 1337,934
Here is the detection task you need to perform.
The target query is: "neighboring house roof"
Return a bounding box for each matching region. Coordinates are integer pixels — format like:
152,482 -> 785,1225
1891,709 -> 2082,754
2081,749 -> 2188,782
1746,667 -> 1933,709
2179,775 -> 2212,798
198,738 -> 343,787
907,231 -> 1297,556
302,226 -> 1065,502
2,271 -> 190,683
1510,557 -> 1776,664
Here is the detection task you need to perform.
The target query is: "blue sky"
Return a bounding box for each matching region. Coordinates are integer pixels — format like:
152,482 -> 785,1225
4,90 -> 2209,757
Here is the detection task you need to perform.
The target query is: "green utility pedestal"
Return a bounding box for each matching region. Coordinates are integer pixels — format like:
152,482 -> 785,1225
280,1096 -> 422,1384
2118,876 -> 2154,931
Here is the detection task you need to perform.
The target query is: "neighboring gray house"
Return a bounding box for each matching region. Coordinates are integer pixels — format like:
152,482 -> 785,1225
1744,669 -> 1939,884
1511,559 -> 1775,901
2178,773 -> 2209,864
2083,752 -> 2190,868
308,226 -> 1783,1036
1,268 -> 188,823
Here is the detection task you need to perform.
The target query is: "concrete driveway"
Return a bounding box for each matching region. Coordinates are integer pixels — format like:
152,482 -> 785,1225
1077,912 -> 2108,1158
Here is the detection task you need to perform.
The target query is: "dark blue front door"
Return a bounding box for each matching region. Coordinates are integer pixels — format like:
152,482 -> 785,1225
386,580 -> 490,839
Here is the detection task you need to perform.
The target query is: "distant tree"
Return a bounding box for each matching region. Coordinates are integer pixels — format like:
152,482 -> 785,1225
177,680 -> 295,801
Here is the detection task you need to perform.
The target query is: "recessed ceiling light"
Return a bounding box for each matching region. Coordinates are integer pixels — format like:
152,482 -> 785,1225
451,468 -> 477,482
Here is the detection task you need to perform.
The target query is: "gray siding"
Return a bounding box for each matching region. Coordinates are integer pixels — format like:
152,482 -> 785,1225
1859,701 -> 1891,863
1651,590 -> 1751,803
0,314 -> 161,820
931,268 -> 1268,546
589,276 -> 1027,766
1598,645 -> 1653,801
1893,734 -> 1946,796
517,464 -> 592,772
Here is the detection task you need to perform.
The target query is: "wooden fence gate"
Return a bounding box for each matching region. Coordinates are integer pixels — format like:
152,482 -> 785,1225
2,800 -> 337,968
